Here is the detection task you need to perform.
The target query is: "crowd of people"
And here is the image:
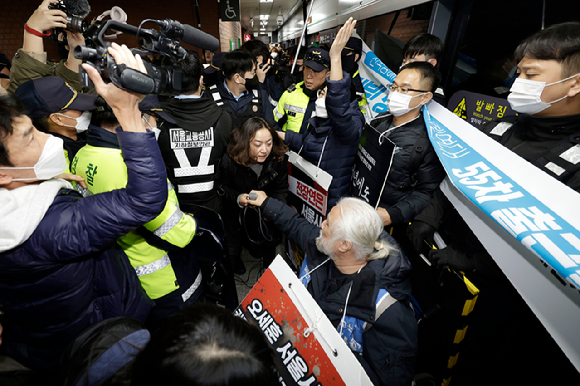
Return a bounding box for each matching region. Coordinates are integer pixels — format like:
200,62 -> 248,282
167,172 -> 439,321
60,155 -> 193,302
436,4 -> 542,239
1,0 -> 580,385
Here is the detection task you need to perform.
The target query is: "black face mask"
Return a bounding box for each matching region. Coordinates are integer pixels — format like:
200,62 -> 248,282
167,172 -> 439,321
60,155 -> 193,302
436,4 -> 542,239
342,54 -> 357,75
243,74 -> 260,90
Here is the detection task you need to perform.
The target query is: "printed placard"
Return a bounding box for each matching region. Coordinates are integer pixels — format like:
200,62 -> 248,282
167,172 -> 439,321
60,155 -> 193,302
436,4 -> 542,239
235,256 -> 373,386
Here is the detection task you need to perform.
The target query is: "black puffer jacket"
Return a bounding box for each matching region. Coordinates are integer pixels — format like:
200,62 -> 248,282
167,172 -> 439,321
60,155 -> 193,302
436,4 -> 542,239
0,130 -> 165,371
261,198 -> 418,386
285,74 -> 364,211
372,113 -> 445,225
218,152 -> 289,207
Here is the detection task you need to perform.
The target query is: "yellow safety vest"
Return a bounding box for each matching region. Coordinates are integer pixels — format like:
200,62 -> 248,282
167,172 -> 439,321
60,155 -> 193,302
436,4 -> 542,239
71,144 -> 196,299
273,81 -> 311,133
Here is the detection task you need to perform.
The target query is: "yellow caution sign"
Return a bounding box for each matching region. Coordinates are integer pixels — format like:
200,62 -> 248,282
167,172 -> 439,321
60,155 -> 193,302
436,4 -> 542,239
453,97 -> 467,120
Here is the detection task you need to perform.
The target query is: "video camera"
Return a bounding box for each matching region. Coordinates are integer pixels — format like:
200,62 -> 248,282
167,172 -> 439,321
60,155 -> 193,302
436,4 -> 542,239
48,0 -> 89,42
74,18 -> 219,95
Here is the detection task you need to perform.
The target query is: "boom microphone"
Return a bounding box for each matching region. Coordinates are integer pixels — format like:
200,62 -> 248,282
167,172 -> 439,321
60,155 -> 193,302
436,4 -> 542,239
157,19 -> 220,52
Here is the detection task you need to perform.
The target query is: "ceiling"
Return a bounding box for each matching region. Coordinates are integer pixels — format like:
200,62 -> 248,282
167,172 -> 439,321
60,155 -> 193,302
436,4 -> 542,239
239,0 -> 298,35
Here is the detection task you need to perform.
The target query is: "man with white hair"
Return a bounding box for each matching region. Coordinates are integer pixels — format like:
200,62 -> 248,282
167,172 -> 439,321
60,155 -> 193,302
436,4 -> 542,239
247,192 -> 418,386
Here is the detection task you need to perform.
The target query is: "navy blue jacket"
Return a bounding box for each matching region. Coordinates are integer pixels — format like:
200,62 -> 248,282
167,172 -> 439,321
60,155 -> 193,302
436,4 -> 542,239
261,198 -> 418,386
0,130 -> 167,371
285,74 -> 364,211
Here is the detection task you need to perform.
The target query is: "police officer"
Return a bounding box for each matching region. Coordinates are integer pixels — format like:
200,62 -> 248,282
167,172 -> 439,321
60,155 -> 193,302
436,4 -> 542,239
274,46 -> 331,134
71,95 -> 204,327
15,76 -> 96,166
206,49 -> 274,130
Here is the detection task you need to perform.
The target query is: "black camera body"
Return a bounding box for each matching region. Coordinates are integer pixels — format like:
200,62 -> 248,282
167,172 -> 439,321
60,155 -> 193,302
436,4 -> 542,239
48,0 -> 88,41
74,19 -> 183,95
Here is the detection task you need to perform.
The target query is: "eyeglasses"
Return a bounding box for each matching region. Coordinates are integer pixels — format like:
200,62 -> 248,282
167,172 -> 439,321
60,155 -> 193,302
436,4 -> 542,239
387,83 -> 428,94
304,52 -> 329,68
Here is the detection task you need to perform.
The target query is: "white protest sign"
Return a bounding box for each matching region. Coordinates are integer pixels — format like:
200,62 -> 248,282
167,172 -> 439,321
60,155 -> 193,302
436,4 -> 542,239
235,256 -> 373,386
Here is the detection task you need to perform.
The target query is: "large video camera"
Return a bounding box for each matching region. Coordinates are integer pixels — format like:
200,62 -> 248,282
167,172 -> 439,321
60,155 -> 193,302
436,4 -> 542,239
74,18 -> 219,95
48,0 -> 89,42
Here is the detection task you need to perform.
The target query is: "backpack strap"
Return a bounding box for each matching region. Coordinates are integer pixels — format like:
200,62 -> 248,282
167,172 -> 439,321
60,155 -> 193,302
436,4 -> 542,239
363,289 -> 398,331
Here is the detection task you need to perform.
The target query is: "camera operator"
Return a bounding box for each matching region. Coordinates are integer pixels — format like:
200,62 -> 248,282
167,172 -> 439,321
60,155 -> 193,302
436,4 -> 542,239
0,43 -> 165,373
8,0 -> 88,93
157,50 -> 232,213
205,49 -> 275,130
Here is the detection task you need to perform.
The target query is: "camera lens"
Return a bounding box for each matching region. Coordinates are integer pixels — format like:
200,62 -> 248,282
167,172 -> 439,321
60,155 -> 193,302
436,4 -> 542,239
74,45 -> 99,62
67,16 -> 88,34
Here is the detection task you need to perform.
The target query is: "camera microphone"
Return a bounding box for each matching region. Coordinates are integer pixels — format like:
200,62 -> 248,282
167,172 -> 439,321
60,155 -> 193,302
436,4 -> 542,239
157,19 -> 219,52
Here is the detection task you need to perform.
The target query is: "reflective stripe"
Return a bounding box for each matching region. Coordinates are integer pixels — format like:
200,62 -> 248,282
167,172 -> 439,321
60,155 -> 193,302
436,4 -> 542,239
173,148 -> 214,177
545,162 -> 566,176
275,109 -> 284,119
252,89 -> 259,98
178,181 -> 214,193
268,94 -> 278,107
284,104 -> 307,114
560,144 -> 580,165
134,254 -> 171,277
174,165 -> 214,177
152,206 -> 184,237
168,180 -> 174,191
181,271 -> 203,302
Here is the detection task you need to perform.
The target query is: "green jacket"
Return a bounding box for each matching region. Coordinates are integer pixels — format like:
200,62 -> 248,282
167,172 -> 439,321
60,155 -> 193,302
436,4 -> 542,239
8,49 -> 83,93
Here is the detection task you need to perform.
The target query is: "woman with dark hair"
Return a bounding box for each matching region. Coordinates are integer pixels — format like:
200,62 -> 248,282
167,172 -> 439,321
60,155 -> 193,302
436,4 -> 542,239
129,303 -> 280,386
218,116 -> 288,274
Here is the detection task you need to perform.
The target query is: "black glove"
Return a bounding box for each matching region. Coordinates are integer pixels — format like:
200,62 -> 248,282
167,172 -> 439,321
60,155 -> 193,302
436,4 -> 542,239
428,247 -> 475,273
407,221 -> 436,254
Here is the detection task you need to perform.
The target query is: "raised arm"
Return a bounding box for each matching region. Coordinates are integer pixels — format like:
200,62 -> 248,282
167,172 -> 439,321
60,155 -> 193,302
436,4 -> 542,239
37,44 -> 168,258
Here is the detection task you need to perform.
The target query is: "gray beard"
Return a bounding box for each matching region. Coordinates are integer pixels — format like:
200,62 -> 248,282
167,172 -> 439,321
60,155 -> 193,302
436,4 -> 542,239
315,230 -> 334,258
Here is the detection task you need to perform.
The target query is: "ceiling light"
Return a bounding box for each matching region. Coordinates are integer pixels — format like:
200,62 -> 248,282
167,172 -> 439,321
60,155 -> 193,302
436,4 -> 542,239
260,0 -> 273,2
260,15 -> 269,20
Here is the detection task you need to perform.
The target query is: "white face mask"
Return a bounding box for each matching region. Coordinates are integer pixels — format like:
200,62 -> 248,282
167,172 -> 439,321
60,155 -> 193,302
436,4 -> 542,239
315,97 -> 328,119
387,91 -> 425,117
0,135 -> 67,181
507,74 -> 579,115
55,111 -> 92,133
271,52 -> 278,59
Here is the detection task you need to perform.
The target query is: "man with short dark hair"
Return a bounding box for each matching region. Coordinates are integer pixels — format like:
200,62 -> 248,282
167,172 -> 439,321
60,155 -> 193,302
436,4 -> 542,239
274,46 -> 331,134
401,33 -> 445,104
157,50 -> 232,212
354,61 -> 444,227
205,49 -> 274,130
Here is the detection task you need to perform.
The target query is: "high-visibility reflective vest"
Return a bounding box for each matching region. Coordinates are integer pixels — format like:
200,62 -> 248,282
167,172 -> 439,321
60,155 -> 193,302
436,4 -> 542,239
72,143 -> 197,299
352,70 -> 370,121
273,81 -> 312,133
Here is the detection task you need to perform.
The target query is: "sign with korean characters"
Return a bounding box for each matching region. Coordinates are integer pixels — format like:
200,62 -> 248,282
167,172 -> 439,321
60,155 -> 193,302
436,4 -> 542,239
357,35 -> 580,372
287,151 -> 332,268
235,256 -> 373,386
424,102 -> 580,373
351,123 -> 396,208
447,90 -> 517,128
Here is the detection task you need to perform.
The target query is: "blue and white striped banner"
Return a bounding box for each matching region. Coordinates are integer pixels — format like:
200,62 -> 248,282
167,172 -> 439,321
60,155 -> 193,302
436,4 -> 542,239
357,35 -> 580,371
